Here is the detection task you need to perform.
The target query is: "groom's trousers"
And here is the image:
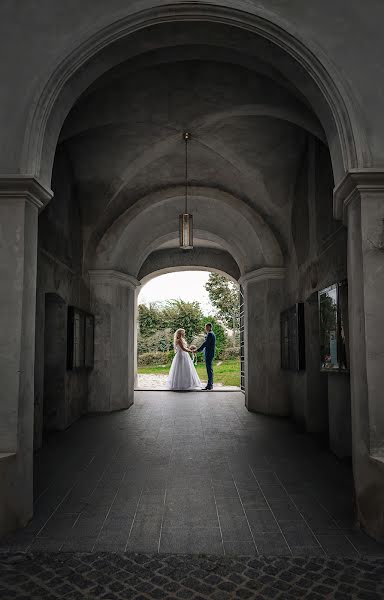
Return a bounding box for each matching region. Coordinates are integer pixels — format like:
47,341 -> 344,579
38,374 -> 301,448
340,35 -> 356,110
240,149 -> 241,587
205,356 -> 214,388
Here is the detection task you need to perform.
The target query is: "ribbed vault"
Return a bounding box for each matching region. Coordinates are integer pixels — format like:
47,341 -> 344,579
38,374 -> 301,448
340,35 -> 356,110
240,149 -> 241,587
92,187 -> 284,277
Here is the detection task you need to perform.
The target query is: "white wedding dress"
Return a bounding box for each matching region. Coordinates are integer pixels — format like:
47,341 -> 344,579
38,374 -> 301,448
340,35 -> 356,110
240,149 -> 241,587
166,344 -> 202,390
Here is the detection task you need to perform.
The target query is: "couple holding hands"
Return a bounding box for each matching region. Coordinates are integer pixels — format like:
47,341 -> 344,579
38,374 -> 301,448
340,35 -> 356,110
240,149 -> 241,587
166,323 -> 216,391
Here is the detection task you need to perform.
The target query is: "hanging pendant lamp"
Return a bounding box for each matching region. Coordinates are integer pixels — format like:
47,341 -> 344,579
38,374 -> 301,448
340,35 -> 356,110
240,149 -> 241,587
179,132 -> 193,250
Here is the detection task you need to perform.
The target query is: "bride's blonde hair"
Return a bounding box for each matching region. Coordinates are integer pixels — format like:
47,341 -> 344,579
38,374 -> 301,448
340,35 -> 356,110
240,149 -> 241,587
174,328 -> 186,348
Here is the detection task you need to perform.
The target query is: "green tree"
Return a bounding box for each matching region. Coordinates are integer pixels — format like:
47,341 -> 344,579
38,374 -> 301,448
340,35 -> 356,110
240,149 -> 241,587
137,328 -> 173,353
205,273 -> 240,345
162,299 -> 204,345
138,302 -> 163,337
137,298 -> 230,361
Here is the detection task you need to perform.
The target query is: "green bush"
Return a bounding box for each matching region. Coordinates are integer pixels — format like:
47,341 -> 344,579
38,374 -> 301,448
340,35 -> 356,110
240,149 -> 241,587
137,328 -> 173,354
138,301 -> 230,360
220,347 -> 240,360
138,351 -> 172,366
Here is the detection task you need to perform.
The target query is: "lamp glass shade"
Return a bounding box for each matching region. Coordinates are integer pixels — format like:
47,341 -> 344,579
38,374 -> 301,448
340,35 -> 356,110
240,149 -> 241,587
179,213 -> 193,250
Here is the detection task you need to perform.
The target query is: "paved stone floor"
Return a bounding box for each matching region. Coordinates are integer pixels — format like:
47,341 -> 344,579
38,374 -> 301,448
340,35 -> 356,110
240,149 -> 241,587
1,552 -> 383,599
2,391 -> 384,557
1,391 -> 384,597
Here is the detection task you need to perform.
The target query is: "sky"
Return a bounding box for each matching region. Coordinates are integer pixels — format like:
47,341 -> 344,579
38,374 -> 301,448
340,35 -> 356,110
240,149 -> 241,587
138,271 -> 215,314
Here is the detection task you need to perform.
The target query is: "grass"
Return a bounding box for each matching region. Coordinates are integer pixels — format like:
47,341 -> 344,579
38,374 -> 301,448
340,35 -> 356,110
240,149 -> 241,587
138,358 -> 241,387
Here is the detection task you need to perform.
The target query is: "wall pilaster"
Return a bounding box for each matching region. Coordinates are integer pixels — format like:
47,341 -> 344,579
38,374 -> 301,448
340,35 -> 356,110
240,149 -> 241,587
334,170 -> 384,540
239,267 -> 288,416
88,270 -> 140,413
0,176 -> 52,538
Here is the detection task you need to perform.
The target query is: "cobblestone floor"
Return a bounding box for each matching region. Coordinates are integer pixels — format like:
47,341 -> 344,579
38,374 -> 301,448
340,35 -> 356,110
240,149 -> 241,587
1,392 -> 383,558
0,552 -> 383,599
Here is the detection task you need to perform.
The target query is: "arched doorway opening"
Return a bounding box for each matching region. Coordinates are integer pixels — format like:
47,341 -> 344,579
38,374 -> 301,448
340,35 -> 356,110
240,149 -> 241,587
135,269 -> 243,392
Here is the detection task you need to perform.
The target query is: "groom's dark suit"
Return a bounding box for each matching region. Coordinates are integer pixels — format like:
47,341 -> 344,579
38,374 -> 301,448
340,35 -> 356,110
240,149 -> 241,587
197,330 -> 216,389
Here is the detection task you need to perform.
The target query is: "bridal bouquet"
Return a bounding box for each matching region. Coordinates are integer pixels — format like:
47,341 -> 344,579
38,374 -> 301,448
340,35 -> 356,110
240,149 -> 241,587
190,345 -> 197,365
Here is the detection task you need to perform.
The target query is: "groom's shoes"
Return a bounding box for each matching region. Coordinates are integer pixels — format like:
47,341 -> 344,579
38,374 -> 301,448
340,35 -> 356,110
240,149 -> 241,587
202,386 -> 213,390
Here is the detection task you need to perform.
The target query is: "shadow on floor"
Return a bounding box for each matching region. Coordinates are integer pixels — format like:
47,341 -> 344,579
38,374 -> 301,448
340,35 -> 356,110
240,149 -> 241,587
1,391 -> 383,558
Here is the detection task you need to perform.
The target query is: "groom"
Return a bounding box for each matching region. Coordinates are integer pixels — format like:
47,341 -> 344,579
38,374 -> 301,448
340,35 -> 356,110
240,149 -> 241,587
197,323 -> 216,390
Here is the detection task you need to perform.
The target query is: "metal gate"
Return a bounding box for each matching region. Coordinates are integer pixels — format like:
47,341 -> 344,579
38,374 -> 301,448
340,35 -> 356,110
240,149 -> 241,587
240,285 -> 245,391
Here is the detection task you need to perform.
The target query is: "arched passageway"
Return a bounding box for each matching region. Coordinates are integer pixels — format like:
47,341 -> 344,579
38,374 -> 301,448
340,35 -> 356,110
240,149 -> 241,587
135,269 -> 243,392
1,4 -> 384,548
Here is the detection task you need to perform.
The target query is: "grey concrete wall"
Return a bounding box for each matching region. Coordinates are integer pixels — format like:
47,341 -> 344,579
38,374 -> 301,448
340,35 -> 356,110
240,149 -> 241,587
0,1 -> 381,177
245,275 -> 288,416
0,189 -> 42,538
287,372 -> 306,430
328,374 -> 352,459
88,272 -> 136,413
43,294 -> 67,432
138,248 -> 240,283
303,295 -> 328,435
34,148 -> 89,450
285,138 -> 349,439
344,182 -> 384,539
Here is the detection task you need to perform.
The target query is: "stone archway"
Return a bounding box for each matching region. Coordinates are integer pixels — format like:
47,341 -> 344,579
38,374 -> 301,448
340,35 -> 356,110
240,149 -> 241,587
20,3 -> 369,187
1,2 -> 384,544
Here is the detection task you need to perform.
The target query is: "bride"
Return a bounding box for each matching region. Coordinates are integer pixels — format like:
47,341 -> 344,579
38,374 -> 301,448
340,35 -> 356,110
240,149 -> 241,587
166,328 -> 202,390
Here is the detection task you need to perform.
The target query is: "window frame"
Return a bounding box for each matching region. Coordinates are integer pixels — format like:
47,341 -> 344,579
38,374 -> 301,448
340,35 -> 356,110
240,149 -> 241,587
67,306 -> 95,371
280,303 -> 306,372
318,280 -> 349,374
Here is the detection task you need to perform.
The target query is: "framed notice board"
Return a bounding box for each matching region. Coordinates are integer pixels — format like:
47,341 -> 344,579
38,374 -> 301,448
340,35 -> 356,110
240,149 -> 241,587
280,303 -> 306,372
67,307 -> 94,370
319,281 -> 349,372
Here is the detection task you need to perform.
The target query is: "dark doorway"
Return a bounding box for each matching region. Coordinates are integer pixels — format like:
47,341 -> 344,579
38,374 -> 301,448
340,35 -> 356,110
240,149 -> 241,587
43,293 -> 67,432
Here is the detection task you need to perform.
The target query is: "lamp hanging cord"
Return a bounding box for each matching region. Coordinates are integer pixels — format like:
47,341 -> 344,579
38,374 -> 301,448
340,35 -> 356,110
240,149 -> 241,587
184,132 -> 190,214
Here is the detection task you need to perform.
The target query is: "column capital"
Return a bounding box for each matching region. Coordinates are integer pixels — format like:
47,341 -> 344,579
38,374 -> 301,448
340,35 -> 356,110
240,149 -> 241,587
0,175 -> 53,210
334,169 -> 384,224
239,266 -> 286,287
89,269 -> 140,290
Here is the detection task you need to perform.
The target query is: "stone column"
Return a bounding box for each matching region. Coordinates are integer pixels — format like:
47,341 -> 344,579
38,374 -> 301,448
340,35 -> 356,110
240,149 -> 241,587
334,170 -> 384,540
240,267 -> 288,416
0,176 -> 52,537
88,270 -> 140,412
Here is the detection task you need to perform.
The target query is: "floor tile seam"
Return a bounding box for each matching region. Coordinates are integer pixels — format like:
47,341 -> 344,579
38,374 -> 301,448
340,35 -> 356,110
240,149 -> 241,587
65,512 -> 82,543
78,442 -> 126,517
210,478 -> 225,556
158,437 -> 173,553
33,473 -> 87,542
32,484 -> 52,507
271,470 -> 332,556
344,533 -> 368,555
231,479 -> 259,556
249,466 -> 293,556
90,485 -> 122,552
124,489 -> 144,552
314,496 -> 351,534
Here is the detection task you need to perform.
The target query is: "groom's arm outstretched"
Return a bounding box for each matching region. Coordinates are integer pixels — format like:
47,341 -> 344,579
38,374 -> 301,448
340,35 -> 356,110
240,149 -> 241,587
197,331 -> 212,352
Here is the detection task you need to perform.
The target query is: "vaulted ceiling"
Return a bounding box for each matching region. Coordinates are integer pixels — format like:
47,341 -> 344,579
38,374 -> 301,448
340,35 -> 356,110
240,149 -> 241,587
53,29 -> 331,278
